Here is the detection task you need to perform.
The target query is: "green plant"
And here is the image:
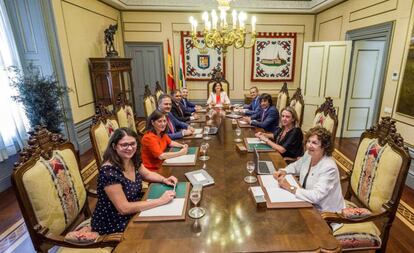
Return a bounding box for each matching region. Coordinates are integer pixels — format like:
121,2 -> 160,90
8,63 -> 70,133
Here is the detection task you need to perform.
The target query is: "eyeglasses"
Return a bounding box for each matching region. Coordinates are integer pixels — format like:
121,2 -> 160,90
117,142 -> 137,150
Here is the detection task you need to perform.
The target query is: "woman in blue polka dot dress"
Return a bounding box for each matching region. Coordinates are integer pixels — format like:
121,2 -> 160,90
91,127 -> 177,234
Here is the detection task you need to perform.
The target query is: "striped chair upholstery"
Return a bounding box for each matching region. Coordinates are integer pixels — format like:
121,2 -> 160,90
289,88 -> 304,126
276,82 -> 290,110
312,97 -> 338,140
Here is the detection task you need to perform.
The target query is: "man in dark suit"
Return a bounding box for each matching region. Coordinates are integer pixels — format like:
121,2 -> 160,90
158,94 -> 194,140
243,86 -> 261,116
170,89 -> 199,122
180,87 -> 199,113
244,93 -> 279,133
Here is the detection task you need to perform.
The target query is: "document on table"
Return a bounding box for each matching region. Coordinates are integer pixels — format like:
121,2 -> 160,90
194,128 -> 203,134
164,154 -> 196,164
246,138 -> 266,144
259,175 -> 303,203
139,198 -> 185,217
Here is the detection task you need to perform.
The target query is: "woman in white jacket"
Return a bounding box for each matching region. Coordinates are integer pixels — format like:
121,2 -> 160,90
207,82 -> 230,106
274,126 -> 345,213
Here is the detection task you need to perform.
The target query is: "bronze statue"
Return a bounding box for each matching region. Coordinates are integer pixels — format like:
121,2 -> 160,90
104,24 -> 118,57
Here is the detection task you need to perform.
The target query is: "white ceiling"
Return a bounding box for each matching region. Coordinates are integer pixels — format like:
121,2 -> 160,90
100,0 -> 346,13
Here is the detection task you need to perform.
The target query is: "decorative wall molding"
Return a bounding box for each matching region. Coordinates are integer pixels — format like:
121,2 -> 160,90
101,0 -> 346,13
75,117 -> 93,155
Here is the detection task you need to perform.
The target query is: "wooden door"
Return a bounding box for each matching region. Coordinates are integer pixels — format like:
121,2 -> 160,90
300,41 -> 352,137
125,43 -> 165,117
342,40 -> 386,137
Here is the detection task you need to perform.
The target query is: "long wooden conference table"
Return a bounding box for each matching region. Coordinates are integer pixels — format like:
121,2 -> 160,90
114,111 -> 340,253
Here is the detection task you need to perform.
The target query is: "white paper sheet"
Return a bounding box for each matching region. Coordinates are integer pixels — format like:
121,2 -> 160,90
193,172 -> 207,181
246,138 -> 265,144
164,154 -> 196,164
239,120 -> 248,125
259,175 -> 302,203
139,198 -> 185,217
250,186 -> 265,197
194,134 -> 203,138
194,128 -> 203,134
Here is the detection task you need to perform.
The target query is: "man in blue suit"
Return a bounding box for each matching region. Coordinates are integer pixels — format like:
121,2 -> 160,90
243,87 -> 261,116
180,87 -> 199,114
158,94 -> 194,140
243,93 -> 279,133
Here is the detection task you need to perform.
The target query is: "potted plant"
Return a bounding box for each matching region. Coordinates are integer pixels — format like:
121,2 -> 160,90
8,63 -> 70,133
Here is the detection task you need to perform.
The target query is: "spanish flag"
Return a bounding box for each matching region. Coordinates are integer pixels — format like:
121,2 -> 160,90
167,39 -> 176,90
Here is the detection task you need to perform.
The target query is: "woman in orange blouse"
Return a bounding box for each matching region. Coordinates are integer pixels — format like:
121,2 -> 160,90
141,110 -> 188,171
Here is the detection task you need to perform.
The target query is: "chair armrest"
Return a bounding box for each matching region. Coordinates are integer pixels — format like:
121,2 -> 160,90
35,225 -> 122,248
85,185 -> 97,198
321,210 -> 387,224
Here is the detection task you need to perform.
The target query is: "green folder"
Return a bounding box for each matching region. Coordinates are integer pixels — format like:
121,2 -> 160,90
248,143 -> 273,151
170,147 -> 197,155
147,182 -> 187,199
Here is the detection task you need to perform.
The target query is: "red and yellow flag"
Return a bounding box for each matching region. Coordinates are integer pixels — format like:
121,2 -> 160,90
167,39 -> 176,91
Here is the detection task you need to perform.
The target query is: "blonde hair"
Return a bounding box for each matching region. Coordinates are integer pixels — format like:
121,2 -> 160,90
280,106 -> 299,128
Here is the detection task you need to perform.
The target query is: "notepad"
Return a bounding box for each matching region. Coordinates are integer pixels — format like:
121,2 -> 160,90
164,154 -> 196,165
169,147 -> 198,155
259,175 -> 302,203
194,128 -> 203,134
245,138 -> 272,152
226,114 -> 242,119
185,169 -> 215,187
246,138 -> 264,144
147,182 -> 187,199
139,198 -> 185,217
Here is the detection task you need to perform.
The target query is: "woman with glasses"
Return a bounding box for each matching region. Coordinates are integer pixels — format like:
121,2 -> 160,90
141,110 -> 189,171
91,127 -> 178,235
255,106 -> 303,163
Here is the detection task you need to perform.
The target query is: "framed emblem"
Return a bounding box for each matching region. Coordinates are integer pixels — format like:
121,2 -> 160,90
251,32 -> 296,82
181,31 -> 225,80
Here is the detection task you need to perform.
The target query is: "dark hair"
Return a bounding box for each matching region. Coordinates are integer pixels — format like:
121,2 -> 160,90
157,94 -> 172,106
305,126 -> 333,156
102,127 -> 140,171
212,82 -> 223,93
170,89 -> 180,97
259,93 -> 273,106
250,86 -> 259,93
146,110 -> 167,135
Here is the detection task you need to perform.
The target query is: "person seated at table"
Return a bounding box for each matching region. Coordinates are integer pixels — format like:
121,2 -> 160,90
274,126 -> 344,214
255,106 -> 303,163
243,86 -> 261,116
141,110 -> 189,171
243,93 -> 279,132
170,89 -> 199,122
207,82 -> 230,106
158,94 -> 194,140
91,127 -> 178,235
181,87 -> 201,113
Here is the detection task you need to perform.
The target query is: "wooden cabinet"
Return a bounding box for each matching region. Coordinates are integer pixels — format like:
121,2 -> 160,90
88,58 -> 135,110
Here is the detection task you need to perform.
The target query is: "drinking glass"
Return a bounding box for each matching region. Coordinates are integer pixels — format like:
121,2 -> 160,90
199,142 -> 210,161
234,127 -> 242,143
203,125 -> 211,140
188,186 -> 205,219
244,161 -> 257,183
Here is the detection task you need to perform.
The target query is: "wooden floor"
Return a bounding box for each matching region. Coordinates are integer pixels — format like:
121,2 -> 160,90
0,138 -> 413,252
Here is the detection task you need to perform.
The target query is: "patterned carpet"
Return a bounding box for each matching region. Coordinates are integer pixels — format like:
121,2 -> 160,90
332,149 -> 414,231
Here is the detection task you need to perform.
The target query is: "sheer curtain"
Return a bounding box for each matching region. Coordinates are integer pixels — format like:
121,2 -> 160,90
0,1 -> 28,162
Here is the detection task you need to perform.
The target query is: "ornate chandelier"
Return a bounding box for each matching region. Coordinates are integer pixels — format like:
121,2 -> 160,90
188,0 -> 256,54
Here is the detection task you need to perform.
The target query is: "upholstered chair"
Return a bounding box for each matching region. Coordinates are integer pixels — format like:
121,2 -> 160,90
115,93 -> 138,132
89,104 -> 119,167
276,82 -> 290,110
206,70 -> 230,99
143,85 -> 157,117
289,87 -> 304,126
12,126 -> 121,253
155,81 -> 165,102
312,97 -> 338,140
322,117 -> 411,252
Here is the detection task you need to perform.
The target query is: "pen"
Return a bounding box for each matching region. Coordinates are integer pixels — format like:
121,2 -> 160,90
173,183 -> 177,192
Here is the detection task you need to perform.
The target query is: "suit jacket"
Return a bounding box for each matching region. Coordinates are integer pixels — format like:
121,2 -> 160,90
207,91 -> 231,105
166,112 -> 188,140
243,96 -> 260,116
171,101 -> 191,122
250,106 -> 279,132
180,98 -> 196,113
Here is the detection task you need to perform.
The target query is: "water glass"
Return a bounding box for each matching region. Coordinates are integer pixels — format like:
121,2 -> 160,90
199,142 -> 210,161
234,127 -> 242,143
188,186 -> 205,219
244,161 -> 257,183
203,125 -> 211,140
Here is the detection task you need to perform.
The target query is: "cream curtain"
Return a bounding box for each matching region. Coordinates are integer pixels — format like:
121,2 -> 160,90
0,0 -> 28,162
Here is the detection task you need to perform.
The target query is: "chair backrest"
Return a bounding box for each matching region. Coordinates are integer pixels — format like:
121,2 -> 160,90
289,88 -> 305,127
12,126 -> 89,252
312,97 -> 338,139
143,85 -> 157,117
155,81 -> 165,102
276,82 -> 290,110
207,70 -> 230,99
90,104 -> 119,167
115,93 -> 137,132
347,117 -> 411,246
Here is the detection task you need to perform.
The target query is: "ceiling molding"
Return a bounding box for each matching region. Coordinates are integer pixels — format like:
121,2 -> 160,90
100,0 -> 346,13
